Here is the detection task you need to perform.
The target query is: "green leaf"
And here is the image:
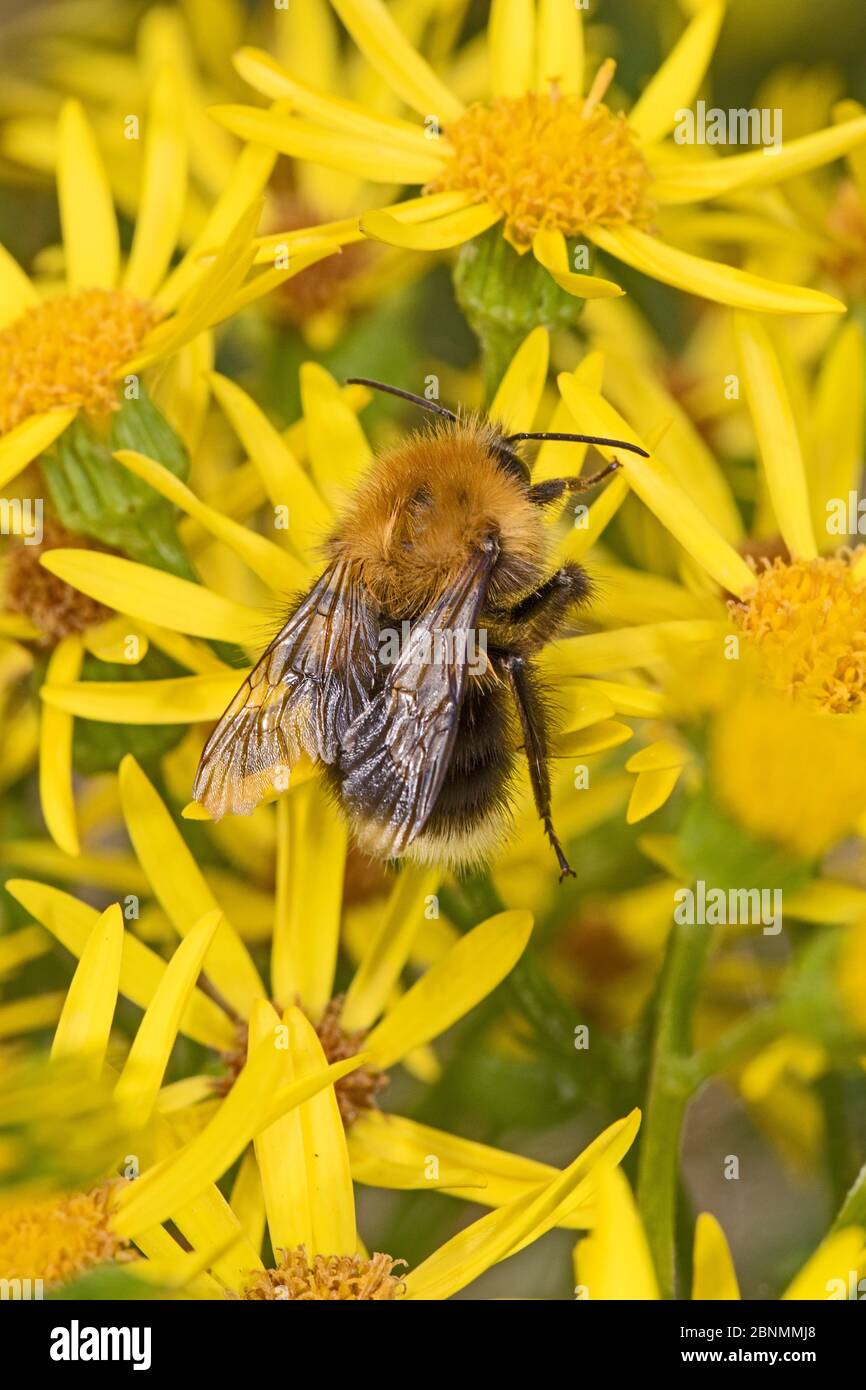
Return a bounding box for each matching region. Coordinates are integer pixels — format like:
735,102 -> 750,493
41,387 -> 196,578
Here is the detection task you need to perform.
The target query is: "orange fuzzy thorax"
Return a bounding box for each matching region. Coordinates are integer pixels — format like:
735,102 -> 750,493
330,420 -> 547,616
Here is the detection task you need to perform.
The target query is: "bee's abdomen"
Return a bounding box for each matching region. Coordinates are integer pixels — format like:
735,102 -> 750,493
419,670 -> 515,848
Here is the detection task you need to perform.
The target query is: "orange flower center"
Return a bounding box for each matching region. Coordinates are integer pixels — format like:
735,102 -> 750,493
0,1183 -> 134,1287
0,288 -> 160,434
241,1246 -> 407,1300
729,552 -> 866,713
430,68 -> 653,250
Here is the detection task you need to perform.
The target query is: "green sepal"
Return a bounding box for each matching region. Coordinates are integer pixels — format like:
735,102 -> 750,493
453,227 -> 590,398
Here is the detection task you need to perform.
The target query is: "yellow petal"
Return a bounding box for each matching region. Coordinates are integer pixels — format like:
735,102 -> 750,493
549,619 -> 724,676
39,549 -> 260,643
628,2 -> 725,146
329,0 -> 463,122
208,372 -> 332,553
593,346 -> 743,544
233,47 -> 439,158
0,410 -> 78,491
39,633 -> 82,856
627,766 -> 684,824
592,225 -> 845,315
536,0 -> 582,96
350,1110 -> 551,1208
287,1007 -> 357,1256
123,66 -> 187,298
249,999 -> 314,1256
626,740 -> 688,773
574,1167 -> 659,1299
111,1034 -> 289,1238
572,679 -> 665,719
734,312 -> 818,559
0,993 -> 65,1039
488,325 -> 549,435
42,671 -> 248,725
208,242 -> 341,325
57,99 -> 119,290
360,201 -> 500,249
81,617 -> 148,665
404,1110 -> 641,1300
4,878 -> 234,1050
365,910 -> 533,1070
300,362 -> 372,509
113,450 -> 310,593
229,1146 -> 266,1259
119,755 -> 265,1018
341,865 -> 442,1033
810,320 -> 865,543
211,106 -> 443,184
51,902 -> 123,1073
534,351 -> 603,483
557,374 -> 755,596
783,1227 -> 866,1300
556,721 -> 633,755
271,782 -> 347,1021
151,330 -> 213,458
692,1212 -> 741,1300
532,228 -> 625,299
114,910 -> 222,1125
252,191 -> 474,264
489,0 -> 535,98
654,115 -> 866,204
158,142 -> 277,312
131,204 -> 260,371
0,245 -> 38,330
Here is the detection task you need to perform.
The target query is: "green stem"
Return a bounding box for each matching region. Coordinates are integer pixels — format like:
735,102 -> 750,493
636,917 -> 712,1299
833,1156 -> 866,1232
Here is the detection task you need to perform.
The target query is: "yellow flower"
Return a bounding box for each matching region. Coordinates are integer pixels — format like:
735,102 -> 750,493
0,79 -> 334,497
105,1007 -> 641,1299
219,0 -> 866,314
574,1166 -> 866,1300
539,310 -> 866,852
1,0 -> 447,349
0,897 -> 361,1291
8,750 -> 600,1220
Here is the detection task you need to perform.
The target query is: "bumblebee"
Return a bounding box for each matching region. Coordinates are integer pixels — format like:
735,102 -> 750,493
194,379 -> 647,878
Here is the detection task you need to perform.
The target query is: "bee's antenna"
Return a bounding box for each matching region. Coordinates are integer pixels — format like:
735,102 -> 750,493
345,377 -> 459,423
505,430 -> 650,458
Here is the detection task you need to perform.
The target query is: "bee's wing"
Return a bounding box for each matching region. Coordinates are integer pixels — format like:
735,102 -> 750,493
194,560 -> 378,819
339,546 -> 496,856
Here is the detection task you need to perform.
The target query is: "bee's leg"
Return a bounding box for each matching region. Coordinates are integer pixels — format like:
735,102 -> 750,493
500,653 -> 575,881
527,458 -> 622,506
492,563 -> 590,650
